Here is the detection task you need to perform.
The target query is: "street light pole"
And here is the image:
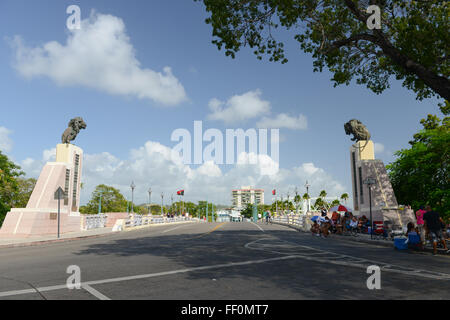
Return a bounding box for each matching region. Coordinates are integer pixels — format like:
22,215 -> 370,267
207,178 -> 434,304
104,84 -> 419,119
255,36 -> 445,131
130,181 -> 136,213
363,177 -> 376,240
98,191 -> 102,214
148,188 -> 152,215
161,193 -> 164,216
305,181 -> 310,213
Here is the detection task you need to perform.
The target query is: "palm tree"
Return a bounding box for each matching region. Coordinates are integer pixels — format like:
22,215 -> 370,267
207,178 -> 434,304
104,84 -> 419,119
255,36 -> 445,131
340,193 -> 349,204
319,190 -> 327,199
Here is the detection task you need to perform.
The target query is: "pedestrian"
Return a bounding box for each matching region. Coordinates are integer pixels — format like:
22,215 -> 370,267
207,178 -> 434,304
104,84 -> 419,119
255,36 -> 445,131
423,205 -> 449,255
415,205 -> 427,245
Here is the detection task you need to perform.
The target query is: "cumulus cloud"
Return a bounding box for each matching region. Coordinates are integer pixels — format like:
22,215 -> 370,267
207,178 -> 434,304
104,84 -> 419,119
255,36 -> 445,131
21,139 -> 346,206
11,12 -> 187,105
0,127 -> 13,153
20,148 -> 56,177
256,113 -> 308,130
207,90 -> 271,124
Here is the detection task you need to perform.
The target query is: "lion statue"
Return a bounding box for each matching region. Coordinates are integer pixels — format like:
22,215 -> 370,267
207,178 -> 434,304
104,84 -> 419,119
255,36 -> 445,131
62,117 -> 87,144
344,119 -> 370,142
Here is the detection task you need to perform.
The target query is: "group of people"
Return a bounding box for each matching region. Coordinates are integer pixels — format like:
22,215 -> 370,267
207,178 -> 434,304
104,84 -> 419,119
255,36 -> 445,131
412,205 -> 450,255
310,210 -> 374,238
309,204 -> 449,256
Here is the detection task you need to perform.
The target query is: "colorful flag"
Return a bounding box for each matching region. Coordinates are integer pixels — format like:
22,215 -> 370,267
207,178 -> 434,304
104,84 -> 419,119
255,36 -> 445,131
272,189 -> 276,195
177,190 -> 185,196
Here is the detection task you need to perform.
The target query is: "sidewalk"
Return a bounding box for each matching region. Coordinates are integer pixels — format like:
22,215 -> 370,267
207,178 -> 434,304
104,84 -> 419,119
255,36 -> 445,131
0,220 -> 197,249
0,227 -> 116,248
273,221 -> 450,255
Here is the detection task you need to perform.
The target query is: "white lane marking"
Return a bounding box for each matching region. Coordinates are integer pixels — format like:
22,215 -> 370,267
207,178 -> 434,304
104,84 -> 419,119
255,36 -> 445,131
161,225 -> 188,234
82,284 -> 111,300
244,238 -> 450,280
250,222 -> 264,232
0,255 -> 298,298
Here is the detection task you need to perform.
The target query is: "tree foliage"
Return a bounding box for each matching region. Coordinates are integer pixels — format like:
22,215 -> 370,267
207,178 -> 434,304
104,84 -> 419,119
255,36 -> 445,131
80,184 -> 128,214
0,151 -> 24,225
387,105 -> 449,218
198,0 -> 449,100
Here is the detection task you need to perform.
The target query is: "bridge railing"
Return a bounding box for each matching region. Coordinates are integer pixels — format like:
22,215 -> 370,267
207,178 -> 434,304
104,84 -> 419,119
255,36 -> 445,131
82,214 -> 107,230
124,216 -> 198,229
272,215 -> 309,231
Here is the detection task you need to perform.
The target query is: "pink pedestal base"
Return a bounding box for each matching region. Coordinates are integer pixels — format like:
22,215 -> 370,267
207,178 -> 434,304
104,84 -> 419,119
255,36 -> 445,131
0,209 -> 81,238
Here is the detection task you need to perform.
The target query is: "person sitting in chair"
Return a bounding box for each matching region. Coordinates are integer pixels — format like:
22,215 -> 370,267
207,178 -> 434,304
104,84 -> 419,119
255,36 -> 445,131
406,222 -> 423,251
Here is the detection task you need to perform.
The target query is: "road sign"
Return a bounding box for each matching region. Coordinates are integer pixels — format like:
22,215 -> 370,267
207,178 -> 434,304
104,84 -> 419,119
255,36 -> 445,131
54,187 -> 64,238
54,187 -> 64,200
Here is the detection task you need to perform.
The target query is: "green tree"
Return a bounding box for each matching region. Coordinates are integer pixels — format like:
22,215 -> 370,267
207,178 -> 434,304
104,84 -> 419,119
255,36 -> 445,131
319,190 -> 327,199
0,151 -> 24,226
198,0 -> 449,100
340,193 -> 349,204
330,199 -> 341,207
387,107 -> 449,218
314,197 -> 326,209
12,178 -> 37,208
80,184 -> 128,214
241,203 -> 254,218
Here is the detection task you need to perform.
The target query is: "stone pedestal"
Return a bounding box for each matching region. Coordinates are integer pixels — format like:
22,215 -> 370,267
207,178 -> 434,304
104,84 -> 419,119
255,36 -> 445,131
350,141 -> 402,226
0,144 -> 83,237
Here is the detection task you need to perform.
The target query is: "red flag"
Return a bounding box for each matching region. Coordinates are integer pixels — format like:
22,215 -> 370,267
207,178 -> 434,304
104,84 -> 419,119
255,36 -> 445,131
272,189 -> 276,195
177,190 -> 185,196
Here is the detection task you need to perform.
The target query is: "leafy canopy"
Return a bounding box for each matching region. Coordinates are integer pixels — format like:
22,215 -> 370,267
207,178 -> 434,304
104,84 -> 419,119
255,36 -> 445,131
198,0 -> 449,100
387,104 -> 449,218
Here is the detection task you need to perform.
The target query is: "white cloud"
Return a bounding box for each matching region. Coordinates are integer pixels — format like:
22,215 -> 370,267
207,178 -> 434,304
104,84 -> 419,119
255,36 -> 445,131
20,148 -> 56,177
0,127 -> 13,152
374,142 -> 385,154
11,12 -> 187,105
20,141 -> 347,206
256,113 -> 308,130
207,89 -> 271,124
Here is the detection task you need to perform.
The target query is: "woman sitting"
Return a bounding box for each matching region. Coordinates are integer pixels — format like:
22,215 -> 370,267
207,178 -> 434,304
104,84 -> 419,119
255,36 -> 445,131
406,222 -> 423,250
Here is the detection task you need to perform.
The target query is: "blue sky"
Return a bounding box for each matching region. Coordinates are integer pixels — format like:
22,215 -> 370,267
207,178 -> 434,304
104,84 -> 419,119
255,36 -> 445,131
0,0 -> 441,206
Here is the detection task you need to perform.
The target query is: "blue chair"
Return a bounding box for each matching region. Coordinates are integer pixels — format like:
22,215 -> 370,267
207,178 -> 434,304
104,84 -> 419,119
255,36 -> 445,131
407,234 -> 422,250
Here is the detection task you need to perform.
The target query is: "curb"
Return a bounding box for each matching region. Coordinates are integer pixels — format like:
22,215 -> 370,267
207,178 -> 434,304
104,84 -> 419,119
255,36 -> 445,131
0,232 -> 119,249
0,221 -> 199,249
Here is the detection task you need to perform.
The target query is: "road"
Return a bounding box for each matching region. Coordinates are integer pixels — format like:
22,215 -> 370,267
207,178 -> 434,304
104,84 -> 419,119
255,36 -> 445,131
0,221 -> 449,300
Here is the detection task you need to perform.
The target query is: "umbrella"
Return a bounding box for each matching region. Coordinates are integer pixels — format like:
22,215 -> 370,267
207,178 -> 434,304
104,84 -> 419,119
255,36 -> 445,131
329,204 -> 352,212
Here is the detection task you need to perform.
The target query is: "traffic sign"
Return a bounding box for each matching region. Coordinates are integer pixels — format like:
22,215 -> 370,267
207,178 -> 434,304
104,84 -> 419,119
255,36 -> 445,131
54,187 -> 64,200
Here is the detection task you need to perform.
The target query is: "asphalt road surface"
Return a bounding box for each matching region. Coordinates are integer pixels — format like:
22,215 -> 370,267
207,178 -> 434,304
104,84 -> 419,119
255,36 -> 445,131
0,221 -> 449,300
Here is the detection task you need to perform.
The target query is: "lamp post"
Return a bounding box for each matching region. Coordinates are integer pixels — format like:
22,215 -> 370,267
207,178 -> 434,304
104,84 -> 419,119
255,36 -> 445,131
148,188 -> 152,215
305,181 -> 310,213
363,177 -> 376,240
161,193 -> 164,216
287,191 -> 290,214
130,181 -> 136,213
98,191 -> 102,214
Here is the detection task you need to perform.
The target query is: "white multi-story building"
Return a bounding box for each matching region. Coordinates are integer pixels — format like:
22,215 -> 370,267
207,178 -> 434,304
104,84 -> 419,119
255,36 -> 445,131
232,186 -> 264,210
